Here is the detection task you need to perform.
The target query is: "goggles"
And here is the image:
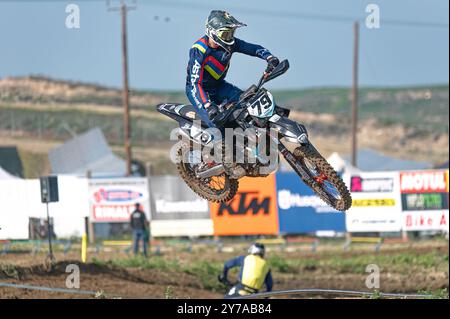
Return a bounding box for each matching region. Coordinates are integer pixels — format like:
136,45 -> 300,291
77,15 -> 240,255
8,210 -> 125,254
216,28 -> 235,43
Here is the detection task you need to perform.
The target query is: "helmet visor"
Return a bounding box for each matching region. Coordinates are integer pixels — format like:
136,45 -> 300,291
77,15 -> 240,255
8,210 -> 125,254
217,28 -> 235,43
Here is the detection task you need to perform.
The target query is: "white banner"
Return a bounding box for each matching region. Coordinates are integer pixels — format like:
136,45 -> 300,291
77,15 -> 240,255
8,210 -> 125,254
399,170 -> 449,232
0,176 -> 89,239
403,211 -> 449,232
150,219 -> 214,237
88,178 -> 151,223
150,175 -> 210,220
344,172 -> 402,232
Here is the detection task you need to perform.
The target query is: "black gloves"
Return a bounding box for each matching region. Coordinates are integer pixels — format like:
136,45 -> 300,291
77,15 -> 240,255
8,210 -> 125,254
266,56 -> 280,73
206,102 -> 219,120
218,274 -> 229,285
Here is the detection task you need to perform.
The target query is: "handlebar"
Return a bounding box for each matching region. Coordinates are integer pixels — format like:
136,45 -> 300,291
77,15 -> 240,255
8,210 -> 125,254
256,72 -> 270,91
221,59 -> 288,113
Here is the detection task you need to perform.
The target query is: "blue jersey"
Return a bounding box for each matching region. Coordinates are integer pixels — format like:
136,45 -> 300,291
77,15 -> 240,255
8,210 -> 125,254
223,255 -> 273,292
185,36 -> 272,109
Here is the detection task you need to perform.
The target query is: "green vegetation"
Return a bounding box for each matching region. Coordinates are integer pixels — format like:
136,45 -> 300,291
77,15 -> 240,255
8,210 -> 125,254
1,85 -> 447,142
182,260 -> 224,291
94,290 -> 107,299
418,288 -> 449,299
108,255 -> 182,272
274,85 -> 449,134
96,256 -> 224,291
164,286 -> 174,299
103,249 -> 448,277
0,264 -> 20,280
97,247 -> 448,296
0,105 -> 177,145
1,82 -> 447,177
267,250 -> 447,275
369,290 -> 382,299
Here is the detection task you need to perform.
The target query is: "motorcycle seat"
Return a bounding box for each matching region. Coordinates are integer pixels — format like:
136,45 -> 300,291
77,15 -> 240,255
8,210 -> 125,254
176,104 -> 202,121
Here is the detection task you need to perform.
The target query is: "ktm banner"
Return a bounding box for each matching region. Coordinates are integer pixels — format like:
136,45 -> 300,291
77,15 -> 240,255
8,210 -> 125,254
210,175 -> 279,236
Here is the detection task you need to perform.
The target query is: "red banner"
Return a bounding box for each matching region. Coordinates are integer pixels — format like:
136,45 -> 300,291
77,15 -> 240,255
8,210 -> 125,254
400,170 -> 447,194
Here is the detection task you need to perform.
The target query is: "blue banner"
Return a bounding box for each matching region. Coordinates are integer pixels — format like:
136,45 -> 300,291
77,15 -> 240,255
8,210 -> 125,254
275,172 -> 346,234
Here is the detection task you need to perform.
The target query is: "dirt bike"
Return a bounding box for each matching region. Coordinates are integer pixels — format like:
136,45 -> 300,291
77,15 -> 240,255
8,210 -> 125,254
156,60 -> 352,211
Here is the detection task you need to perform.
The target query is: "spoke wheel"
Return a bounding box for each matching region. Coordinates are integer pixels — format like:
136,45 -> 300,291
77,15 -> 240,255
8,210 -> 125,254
294,145 -> 352,211
176,145 -> 238,203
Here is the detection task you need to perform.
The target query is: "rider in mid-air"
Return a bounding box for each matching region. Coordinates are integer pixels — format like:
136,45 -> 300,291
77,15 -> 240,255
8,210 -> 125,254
185,10 -> 280,128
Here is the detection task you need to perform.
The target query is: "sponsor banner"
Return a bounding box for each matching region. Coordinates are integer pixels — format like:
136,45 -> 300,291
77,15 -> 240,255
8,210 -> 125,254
89,178 -> 150,223
400,170 -> 447,194
403,211 -> 449,232
350,176 -> 394,193
210,175 -> 278,236
150,175 -> 210,220
276,172 -> 345,234
352,198 -> 396,207
399,170 -> 449,232
401,193 -> 448,211
345,172 -> 402,232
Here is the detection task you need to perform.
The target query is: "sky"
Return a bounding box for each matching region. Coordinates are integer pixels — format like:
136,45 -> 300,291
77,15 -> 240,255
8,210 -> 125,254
0,0 -> 448,90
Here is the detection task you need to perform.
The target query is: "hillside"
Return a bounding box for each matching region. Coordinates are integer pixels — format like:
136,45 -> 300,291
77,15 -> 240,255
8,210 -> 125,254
0,76 -> 448,177
276,86 -> 449,134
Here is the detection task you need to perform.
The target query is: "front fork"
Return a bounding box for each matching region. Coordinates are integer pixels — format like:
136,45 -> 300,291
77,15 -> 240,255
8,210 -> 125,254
278,142 -> 316,187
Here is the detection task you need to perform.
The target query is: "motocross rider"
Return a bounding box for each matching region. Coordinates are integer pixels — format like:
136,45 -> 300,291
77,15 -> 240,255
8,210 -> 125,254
185,10 -> 280,127
219,243 -> 273,298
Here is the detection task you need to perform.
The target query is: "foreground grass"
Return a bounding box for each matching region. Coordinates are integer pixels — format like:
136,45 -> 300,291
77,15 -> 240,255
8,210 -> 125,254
267,250 -> 448,275
93,256 -> 224,291
91,247 -> 448,296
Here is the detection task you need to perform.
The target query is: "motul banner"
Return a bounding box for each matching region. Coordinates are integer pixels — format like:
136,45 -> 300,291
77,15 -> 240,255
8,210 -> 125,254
399,170 -> 449,232
400,170 -> 447,193
345,172 -> 403,232
88,178 -> 150,223
210,175 -> 279,236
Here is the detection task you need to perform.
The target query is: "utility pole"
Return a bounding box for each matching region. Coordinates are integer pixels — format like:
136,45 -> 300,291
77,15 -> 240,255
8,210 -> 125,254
351,21 -> 359,167
107,0 -> 137,176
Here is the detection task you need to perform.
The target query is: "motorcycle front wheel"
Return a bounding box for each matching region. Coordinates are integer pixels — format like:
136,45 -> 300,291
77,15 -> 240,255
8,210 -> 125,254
292,144 -> 352,211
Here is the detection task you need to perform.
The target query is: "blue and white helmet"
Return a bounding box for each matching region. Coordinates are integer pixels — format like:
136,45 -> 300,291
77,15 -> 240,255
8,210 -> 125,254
205,10 -> 246,51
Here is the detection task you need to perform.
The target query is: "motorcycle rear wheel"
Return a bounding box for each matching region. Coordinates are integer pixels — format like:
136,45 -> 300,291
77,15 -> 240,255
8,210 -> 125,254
176,145 -> 238,203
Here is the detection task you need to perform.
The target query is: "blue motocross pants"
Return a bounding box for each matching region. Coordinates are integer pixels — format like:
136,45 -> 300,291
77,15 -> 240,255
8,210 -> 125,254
185,81 -> 243,128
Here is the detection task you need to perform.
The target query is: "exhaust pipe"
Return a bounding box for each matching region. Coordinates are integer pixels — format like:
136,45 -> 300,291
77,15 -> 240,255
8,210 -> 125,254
197,164 -> 225,179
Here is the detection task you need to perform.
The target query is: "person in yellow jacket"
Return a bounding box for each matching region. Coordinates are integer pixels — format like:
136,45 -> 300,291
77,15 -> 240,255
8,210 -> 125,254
218,243 -> 273,298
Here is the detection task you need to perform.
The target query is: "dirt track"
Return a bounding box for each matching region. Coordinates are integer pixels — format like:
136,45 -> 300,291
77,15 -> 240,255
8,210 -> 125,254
0,241 -> 448,299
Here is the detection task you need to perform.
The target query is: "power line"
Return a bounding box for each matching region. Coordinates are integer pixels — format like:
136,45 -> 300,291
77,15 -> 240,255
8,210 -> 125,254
146,0 -> 449,29
1,0 -> 447,28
